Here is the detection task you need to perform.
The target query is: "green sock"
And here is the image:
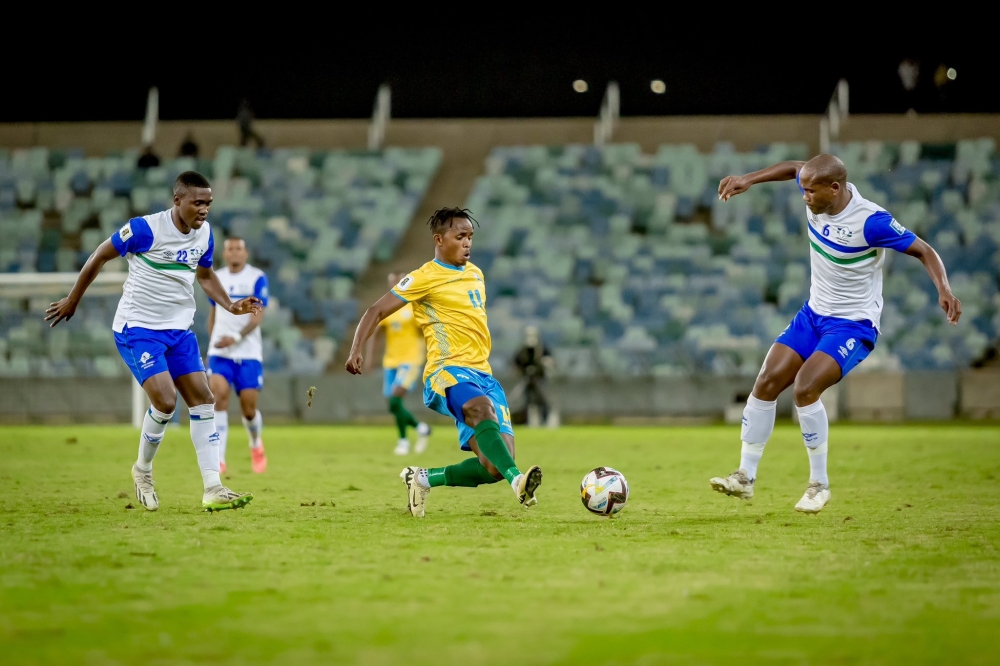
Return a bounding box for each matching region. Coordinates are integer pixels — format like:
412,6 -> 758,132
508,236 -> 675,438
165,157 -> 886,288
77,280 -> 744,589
427,457 -> 499,488
472,420 -> 519,484
388,396 -> 416,438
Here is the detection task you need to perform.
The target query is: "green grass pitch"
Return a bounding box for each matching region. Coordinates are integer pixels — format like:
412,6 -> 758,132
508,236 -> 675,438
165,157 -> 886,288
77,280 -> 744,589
1,423 -> 999,665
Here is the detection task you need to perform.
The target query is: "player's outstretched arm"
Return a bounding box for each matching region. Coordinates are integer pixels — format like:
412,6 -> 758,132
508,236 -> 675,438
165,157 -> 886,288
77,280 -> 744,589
345,293 -> 406,375
718,160 -> 805,202
196,266 -> 262,317
44,239 -> 120,327
904,238 -> 962,325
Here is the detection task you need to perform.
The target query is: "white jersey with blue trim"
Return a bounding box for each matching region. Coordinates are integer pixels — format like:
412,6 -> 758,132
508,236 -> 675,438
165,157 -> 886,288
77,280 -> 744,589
110,210 -> 215,333
207,265 -> 268,362
802,182 -> 917,331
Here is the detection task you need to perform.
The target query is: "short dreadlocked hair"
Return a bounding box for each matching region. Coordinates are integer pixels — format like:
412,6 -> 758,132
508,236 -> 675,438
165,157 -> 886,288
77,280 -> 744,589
427,207 -> 478,234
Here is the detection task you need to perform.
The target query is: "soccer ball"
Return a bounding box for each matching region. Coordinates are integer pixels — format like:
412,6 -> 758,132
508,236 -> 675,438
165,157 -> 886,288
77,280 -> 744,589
580,467 -> 629,516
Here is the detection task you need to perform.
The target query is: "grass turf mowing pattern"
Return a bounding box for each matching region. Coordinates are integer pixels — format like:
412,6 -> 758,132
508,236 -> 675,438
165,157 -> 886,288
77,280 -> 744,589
0,424 -> 998,665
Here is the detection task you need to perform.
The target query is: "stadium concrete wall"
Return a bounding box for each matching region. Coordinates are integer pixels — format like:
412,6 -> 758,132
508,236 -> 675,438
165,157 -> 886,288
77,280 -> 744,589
2,115 -> 999,160
2,370 -> 996,425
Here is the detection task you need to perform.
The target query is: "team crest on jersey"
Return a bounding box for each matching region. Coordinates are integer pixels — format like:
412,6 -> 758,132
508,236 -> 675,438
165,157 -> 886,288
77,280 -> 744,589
890,219 -> 907,235
118,223 -> 133,241
395,275 -> 414,292
833,226 -> 853,242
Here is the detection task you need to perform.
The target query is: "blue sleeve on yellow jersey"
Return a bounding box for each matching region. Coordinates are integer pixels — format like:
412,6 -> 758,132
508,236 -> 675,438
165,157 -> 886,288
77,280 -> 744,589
864,211 -> 917,252
110,217 -> 154,256
254,274 -> 269,306
198,232 -> 215,268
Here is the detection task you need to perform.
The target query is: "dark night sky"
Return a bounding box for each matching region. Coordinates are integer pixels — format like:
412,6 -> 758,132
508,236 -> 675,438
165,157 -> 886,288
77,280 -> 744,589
0,31 -> 987,122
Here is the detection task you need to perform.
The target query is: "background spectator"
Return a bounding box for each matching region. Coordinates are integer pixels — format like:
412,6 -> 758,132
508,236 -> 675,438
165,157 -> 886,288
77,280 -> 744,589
512,325 -> 554,426
179,132 -> 199,158
237,98 -> 265,149
137,145 -> 160,169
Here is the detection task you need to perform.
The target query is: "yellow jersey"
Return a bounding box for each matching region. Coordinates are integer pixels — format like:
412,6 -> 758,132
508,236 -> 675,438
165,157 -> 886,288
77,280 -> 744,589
378,303 -> 425,369
391,259 -> 491,381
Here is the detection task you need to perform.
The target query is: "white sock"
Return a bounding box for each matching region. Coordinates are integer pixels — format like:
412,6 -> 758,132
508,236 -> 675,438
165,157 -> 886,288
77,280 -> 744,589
136,407 -> 173,472
416,468 -> 430,489
189,404 -> 221,489
739,394 -> 776,480
796,400 -> 829,487
215,410 -> 229,464
243,410 -> 263,448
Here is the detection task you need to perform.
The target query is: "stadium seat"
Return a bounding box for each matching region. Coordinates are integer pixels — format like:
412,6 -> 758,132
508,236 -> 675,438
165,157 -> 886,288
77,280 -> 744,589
465,140 -> 998,376
0,145 -> 441,375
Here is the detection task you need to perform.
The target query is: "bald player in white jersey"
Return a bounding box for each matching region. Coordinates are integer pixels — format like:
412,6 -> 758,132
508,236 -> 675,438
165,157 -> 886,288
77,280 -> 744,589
207,237 -> 269,475
46,171 -> 261,512
709,155 -> 961,513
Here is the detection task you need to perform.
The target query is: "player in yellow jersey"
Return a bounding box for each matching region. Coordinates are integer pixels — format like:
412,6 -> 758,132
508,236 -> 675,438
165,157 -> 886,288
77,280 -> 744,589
366,272 -> 432,455
346,207 -> 542,517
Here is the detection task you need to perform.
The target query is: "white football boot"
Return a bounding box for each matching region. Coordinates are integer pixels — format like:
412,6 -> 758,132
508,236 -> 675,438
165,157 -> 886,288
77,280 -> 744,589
399,466 -> 429,517
415,423 -> 431,454
132,464 -> 159,511
512,465 -> 543,508
394,438 -> 410,455
794,481 -> 831,513
709,468 -> 755,500
202,486 -> 253,512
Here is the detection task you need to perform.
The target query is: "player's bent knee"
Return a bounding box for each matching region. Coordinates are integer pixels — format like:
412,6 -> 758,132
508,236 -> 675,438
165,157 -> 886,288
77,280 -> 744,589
753,373 -> 785,402
793,381 -> 822,407
150,396 -> 176,414
462,400 -> 496,427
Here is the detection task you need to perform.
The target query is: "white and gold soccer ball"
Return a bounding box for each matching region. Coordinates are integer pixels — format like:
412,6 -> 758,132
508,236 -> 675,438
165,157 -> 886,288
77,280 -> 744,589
580,467 -> 629,516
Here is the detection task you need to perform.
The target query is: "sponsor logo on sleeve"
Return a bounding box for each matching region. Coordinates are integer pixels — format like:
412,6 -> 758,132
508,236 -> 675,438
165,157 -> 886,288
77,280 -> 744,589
395,275 -> 414,292
890,219 -> 907,235
118,223 -> 133,241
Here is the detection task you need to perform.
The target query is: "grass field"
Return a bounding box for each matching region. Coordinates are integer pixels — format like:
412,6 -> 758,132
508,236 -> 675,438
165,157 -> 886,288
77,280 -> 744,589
1,423 -> 999,665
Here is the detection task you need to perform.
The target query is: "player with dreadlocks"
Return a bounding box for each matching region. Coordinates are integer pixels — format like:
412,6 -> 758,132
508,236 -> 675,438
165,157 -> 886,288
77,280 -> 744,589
346,207 -> 543,517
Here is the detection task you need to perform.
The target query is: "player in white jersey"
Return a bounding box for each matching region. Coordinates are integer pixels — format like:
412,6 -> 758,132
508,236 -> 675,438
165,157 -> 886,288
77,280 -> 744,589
206,237 -> 269,474
709,155 -> 962,513
46,171 -> 261,512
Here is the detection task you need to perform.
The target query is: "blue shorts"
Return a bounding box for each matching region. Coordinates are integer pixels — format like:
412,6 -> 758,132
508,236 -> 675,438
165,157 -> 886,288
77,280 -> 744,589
383,364 -> 421,398
208,356 -> 264,393
114,326 -> 205,385
776,302 -> 878,378
423,366 -> 514,450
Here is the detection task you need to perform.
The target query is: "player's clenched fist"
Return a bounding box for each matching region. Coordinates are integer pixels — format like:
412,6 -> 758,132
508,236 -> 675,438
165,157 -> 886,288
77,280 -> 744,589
718,175 -> 751,201
345,351 -> 364,375
229,296 -> 263,316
